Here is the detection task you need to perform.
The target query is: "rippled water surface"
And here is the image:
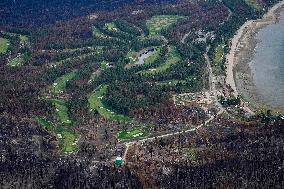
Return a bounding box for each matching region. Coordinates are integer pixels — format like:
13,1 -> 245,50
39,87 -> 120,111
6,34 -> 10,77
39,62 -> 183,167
250,11 -> 284,108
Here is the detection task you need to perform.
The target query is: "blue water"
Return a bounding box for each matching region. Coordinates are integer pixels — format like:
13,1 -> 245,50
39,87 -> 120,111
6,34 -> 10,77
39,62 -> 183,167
250,11 -> 284,108
136,49 -> 156,65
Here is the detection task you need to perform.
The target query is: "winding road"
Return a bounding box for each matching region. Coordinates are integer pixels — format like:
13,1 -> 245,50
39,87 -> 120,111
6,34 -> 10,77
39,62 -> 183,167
121,108 -> 224,162
120,46 -> 225,163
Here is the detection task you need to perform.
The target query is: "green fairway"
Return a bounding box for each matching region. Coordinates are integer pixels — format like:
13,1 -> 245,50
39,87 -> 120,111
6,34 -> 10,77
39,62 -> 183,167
92,26 -> 109,38
184,148 -> 197,161
34,116 -> 55,130
146,15 -> 184,35
141,47 -> 181,75
0,38 -> 9,55
8,56 -> 24,67
104,22 -> 118,31
143,47 -> 161,65
53,71 -> 77,95
100,61 -> 109,69
20,35 -> 30,47
245,0 -> 262,10
118,129 -> 149,140
49,99 -> 72,125
35,116 -> 78,153
57,128 -> 79,153
213,43 -> 225,71
49,49 -> 103,68
88,85 -> 130,122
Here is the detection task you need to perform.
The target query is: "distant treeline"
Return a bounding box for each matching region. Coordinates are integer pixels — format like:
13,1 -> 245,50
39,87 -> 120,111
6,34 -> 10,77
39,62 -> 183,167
0,0 -> 177,27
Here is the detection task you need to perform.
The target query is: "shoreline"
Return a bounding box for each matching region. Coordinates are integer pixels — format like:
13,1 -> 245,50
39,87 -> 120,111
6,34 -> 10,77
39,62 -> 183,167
225,0 -> 284,113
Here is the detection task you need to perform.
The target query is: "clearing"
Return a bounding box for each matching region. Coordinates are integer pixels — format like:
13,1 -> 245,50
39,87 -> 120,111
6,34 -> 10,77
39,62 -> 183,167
104,22 -> 118,31
92,26 -> 110,38
49,48 -> 103,68
244,0 -> 262,10
20,35 -> 30,47
213,43 -> 225,71
126,50 -> 139,64
0,37 -> 9,55
34,116 -> 55,130
184,148 -> 197,161
118,128 -> 149,140
146,15 -> 184,35
8,56 -> 24,67
100,61 -> 109,69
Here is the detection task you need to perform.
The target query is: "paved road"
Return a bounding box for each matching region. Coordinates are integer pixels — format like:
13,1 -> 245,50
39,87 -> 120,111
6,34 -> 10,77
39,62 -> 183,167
120,46 -> 226,162
204,50 -> 227,112
181,32 -> 191,43
121,108 -> 224,162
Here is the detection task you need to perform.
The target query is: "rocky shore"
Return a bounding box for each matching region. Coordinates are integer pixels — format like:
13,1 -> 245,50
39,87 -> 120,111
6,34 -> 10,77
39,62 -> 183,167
226,0 -> 284,113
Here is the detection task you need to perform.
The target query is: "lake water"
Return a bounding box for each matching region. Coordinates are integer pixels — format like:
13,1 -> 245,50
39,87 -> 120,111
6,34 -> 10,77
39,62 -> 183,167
249,11 -> 284,109
136,49 -> 156,65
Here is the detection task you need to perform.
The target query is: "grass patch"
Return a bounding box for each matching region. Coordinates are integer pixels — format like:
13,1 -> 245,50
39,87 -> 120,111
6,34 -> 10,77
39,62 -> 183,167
88,85 -> 130,122
184,148 -> 197,161
53,71 -> 77,95
92,26 -> 109,38
146,15 -> 184,35
213,43 -> 225,72
8,56 -> 24,67
140,46 -> 181,75
20,35 -> 30,47
56,127 -> 79,153
34,116 -> 55,130
0,37 -> 9,55
118,129 -> 149,140
49,49 -> 103,68
100,61 -> 109,69
244,0 -> 262,10
48,99 -> 72,125
127,50 -> 138,64
143,47 -> 161,65
34,116 -> 78,153
104,22 -> 118,31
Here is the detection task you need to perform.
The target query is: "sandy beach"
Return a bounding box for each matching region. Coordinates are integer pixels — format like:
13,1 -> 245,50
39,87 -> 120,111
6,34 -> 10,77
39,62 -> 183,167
225,0 -> 284,112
